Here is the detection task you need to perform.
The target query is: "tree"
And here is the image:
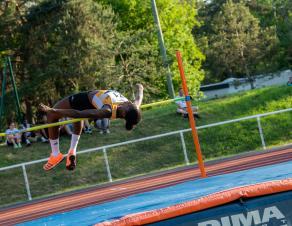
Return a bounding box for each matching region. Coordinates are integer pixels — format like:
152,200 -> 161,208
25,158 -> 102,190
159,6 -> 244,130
99,0 -> 152,31
195,0 -> 290,84
206,1 -> 278,88
157,0 -> 205,95
108,30 -> 166,102
21,0 -> 117,118
246,0 -> 292,68
99,0 -> 205,97
0,0 -> 30,122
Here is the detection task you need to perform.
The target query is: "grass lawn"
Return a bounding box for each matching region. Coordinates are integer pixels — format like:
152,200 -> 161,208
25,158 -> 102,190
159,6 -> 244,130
0,85 -> 291,206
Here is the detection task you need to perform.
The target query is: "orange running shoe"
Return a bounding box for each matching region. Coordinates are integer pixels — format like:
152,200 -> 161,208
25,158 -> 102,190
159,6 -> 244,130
66,150 -> 76,171
43,153 -> 64,171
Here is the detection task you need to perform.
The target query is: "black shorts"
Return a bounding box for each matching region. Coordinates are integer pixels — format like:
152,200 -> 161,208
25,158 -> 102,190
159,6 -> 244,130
68,92 -> 95,111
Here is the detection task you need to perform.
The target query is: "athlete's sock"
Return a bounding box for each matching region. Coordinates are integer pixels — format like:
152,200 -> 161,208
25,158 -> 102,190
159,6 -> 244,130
49,138 -> 60,157
69,134 -> 80,155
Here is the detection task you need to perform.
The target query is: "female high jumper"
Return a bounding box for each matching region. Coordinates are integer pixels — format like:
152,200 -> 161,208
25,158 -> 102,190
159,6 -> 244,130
40,84 -> 144,171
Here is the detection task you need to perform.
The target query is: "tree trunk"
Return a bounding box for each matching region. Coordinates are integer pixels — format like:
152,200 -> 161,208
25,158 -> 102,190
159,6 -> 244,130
244,64 -> 255,89
24,98 -> 33,123
239,40 -> 255,90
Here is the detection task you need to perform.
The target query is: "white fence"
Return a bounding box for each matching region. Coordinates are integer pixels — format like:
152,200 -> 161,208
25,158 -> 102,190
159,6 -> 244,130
0,108 -> 291,202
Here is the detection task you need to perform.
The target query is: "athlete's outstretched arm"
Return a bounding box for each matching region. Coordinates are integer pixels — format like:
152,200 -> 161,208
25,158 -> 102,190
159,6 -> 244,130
40,104 -> 112,119
134,84 -> 144,108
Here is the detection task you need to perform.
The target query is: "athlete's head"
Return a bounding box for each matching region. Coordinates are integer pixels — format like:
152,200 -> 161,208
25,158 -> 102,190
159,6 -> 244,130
117,84 -> 143,130
121,102 -> 141,130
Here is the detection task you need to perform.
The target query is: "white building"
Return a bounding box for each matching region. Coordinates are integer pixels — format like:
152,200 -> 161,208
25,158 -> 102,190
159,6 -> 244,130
200,70 -> 292,99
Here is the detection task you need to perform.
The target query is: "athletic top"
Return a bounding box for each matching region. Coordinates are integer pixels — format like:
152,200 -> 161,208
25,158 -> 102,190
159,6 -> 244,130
91,90 -> 129,119
5,128 -> 20,135
175,97 -> 187,109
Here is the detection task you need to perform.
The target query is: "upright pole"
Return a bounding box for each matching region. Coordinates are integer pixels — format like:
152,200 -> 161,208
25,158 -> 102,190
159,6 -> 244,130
176,51 -> 207,178
7,57 -> 22,123
151,0 -> 175,98
257,116 -> 266,150
22,164 -> 32,200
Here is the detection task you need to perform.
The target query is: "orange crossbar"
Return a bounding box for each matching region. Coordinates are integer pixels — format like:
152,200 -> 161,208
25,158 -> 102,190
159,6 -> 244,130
176,51 -> 207,178
95,179 -> 292,226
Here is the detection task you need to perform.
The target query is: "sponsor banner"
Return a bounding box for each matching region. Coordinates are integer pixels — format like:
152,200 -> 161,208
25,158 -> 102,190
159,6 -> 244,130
149,191 -> 292,226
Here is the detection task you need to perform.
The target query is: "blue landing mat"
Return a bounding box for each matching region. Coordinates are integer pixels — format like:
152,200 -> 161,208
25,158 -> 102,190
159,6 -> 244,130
18,161 -> 292,226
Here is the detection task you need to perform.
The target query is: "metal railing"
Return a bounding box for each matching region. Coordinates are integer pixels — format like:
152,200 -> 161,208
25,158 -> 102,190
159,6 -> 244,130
0,108 -> 291,202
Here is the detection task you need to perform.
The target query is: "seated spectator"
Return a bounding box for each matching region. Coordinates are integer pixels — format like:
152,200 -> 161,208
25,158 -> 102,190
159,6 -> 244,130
84,119 -> 92,134
95,118 -> 110,134
287,77 -> 292,86
175,88 -> 200,119
6,122 -> 22,149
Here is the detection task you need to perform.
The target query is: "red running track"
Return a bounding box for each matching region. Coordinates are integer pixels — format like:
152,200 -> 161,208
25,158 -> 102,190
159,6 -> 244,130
0,146 -> 291,225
